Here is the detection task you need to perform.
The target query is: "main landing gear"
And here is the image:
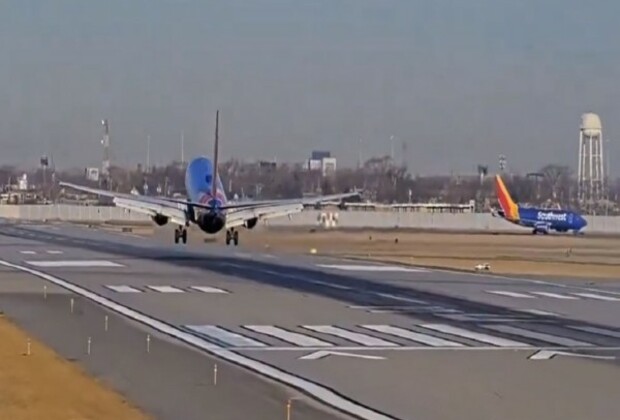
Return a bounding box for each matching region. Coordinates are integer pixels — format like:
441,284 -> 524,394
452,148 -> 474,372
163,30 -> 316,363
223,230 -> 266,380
174,226 -> 188,244
225,228 -> 239,246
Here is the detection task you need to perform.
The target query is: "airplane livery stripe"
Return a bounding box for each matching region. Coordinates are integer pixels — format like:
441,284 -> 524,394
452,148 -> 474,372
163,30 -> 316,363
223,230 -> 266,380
495,175 -> 519,220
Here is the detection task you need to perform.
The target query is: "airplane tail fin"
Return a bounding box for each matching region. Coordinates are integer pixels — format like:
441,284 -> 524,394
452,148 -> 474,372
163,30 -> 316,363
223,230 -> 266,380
495,175 -> 519,221
211,110 -> 219,206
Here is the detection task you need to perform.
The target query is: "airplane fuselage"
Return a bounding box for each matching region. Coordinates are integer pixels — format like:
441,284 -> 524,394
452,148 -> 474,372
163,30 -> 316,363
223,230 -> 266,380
185,156 -> 227,234
504,207 -> 587,233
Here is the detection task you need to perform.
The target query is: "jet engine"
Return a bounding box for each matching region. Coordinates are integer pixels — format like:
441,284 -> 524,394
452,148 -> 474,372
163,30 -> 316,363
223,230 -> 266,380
244,217 -> 258,229
151,214 -> 169,226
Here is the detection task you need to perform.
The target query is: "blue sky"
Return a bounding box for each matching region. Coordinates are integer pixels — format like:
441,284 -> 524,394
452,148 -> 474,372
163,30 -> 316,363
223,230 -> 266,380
1,0 -> 619,175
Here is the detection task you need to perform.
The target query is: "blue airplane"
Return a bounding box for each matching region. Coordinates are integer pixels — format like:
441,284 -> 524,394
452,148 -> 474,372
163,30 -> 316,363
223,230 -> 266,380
494,175 -> 587,235
61,111 -> 359,246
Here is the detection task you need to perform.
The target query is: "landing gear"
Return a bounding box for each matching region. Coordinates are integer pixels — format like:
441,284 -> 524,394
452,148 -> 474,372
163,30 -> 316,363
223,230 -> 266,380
225,229 -> 239,246
174,226 -> 188,244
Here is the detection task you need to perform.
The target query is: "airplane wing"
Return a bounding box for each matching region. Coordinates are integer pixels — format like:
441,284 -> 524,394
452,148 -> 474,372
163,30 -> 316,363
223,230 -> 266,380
60,181 -> 360,226
223,191 -> 361,210
225,203 -> 304,229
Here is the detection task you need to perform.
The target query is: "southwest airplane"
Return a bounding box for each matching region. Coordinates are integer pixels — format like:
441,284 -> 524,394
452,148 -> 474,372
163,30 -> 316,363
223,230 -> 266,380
60,111 -> 359,245
494,175 -> 587,234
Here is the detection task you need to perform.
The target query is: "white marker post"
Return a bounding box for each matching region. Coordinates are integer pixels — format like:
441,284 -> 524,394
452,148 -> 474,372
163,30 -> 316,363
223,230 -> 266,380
286,398 -> 292,420
43,285 -> 47,300
26,338 -> 31,356
70,298 -> 74,314
146,334 -> 151,354
104,315 -> 109,332
213,363 -> 218,386
87,337 -> 92,355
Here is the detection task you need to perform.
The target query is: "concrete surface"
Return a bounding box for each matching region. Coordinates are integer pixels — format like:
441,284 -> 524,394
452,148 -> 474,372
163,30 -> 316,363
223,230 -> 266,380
1,221 -> 620,420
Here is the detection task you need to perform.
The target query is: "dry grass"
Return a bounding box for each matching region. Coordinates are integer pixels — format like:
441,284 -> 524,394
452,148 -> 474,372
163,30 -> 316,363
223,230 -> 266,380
242,228 -> 620,279
0,315 -> 151,420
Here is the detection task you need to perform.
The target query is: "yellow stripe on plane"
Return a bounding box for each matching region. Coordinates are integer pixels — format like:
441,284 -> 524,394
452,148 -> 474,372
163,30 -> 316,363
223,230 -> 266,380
495,175 -> 519,221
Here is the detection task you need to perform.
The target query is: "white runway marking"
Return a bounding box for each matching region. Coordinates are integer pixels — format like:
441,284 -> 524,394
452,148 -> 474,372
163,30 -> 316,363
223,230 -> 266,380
19,251 -> 37,255
244,326 -> 334,347
317,264 -> 425,272
106,285 -> 142,293
24,260 -> 124,268
485,325 -> 594,347
518,309 -> 559,317
302,325 -> 399,347
190,286 -> 229,294
148,285 -> 185,293
530,291 -> 578,300
360,325 -> 464,347
419,324 -> 530,347
374,293 -> 426,304
46,250 -> 64,255
572,293 -> 620,302
486,290 -> 535,299
0,260 -> 396,420
186,325 -> 267,347
569,326 -> 620,339
309,280 -> 352,290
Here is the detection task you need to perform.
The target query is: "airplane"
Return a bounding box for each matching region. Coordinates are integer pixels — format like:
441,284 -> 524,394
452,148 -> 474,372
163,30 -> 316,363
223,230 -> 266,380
493,174 -> 587,235
60,111 -> 360,246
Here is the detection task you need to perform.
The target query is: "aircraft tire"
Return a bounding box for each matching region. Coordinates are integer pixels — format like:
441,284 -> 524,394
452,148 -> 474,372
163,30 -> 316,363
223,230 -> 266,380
233,231 -> 239,246
181,229 -> 188,244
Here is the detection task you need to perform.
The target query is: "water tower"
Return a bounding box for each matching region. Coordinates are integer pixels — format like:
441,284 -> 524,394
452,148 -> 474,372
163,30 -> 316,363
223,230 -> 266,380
578,112 -> 605,205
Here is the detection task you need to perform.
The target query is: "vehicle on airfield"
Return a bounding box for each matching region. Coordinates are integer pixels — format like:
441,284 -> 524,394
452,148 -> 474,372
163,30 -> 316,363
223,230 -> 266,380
60,111 -> 359,246
493,175 -> 587,235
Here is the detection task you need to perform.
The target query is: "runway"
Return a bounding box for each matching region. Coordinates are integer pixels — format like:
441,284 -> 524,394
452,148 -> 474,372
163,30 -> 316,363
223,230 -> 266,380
1,221 -> 620,420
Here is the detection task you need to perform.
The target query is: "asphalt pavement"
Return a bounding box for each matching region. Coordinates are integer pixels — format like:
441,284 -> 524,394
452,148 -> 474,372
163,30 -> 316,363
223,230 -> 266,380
1,220 -> 620,420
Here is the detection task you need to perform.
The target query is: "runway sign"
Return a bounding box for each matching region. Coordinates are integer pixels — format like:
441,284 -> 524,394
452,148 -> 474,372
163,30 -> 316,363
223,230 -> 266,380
317,264 -> 426,272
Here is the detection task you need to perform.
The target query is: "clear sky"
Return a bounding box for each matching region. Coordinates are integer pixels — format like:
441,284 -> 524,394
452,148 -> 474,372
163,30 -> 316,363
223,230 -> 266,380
1,0 -> 619,175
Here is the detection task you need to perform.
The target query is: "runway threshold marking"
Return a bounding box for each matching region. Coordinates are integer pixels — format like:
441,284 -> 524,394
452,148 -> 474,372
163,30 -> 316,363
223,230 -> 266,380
419,324 -> 530,347
486,290 -> 535,299
0,259 -> 396,420
302,326 -> 399,347
484,325 -> 594,347
106,285 -> 142,293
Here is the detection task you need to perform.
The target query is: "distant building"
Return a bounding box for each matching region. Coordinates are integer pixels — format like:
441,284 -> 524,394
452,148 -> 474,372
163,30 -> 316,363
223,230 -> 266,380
311,150 -> 331,160
321,157 -> 337,176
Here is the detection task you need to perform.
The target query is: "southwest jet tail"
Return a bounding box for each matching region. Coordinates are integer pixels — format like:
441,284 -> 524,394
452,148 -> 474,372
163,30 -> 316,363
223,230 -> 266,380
60,111 -> 360,246
493,175 -> 587,235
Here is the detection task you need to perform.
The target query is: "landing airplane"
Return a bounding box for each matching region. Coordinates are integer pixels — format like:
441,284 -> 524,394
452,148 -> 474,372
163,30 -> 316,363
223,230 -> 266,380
493,174 -> 587,235
60,111 -> 360,246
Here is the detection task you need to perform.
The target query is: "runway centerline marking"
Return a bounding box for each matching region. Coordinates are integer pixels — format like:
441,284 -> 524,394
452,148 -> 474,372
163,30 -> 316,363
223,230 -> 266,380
148,285 -> 185,293
106,285 -> 142,293
24,260 -> 124,268
486,290 -> 535,299
530,292 -> 578,300
317,264 -> 426,272
572,293 -> 620,302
